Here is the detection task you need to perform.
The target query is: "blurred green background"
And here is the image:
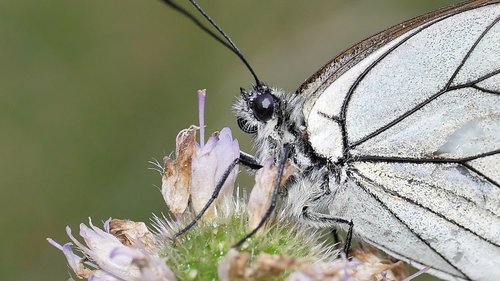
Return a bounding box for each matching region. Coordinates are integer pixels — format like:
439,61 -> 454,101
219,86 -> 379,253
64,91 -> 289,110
0,0 -> 459,280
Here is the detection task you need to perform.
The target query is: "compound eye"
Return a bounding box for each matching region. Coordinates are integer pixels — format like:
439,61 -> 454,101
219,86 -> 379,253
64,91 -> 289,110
252,92 -> 275,122
237,117 -> 257,134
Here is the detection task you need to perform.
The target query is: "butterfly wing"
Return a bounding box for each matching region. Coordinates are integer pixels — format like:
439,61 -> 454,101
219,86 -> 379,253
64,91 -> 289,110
301,1 -> 500,280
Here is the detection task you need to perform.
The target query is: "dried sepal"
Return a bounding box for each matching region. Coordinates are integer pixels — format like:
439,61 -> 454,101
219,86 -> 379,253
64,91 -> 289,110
109,219 -> 156,253
351,246 -> 408,281
218,249 -> 299,281
218,249 -> 249,281
161,126 -> 197,216
286,247 -> 408,281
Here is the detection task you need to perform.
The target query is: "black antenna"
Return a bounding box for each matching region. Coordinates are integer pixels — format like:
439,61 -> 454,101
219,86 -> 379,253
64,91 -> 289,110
159,0 -> 262,86
159,0 -> 234,53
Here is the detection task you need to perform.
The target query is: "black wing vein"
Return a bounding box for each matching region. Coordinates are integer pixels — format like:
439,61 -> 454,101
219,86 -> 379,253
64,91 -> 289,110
472,84 -> 500,95
348,15 -> 500,149
354,170 -> 500,248
352,172 -> 469,279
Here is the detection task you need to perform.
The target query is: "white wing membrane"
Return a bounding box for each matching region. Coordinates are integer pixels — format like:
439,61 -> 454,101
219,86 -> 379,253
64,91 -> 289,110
477,71 -> 500,92
330,180 -> 463,278
345,5 -> 500,144
353,161 -> 500,242
467,153 -> 500,183
352,88 -> 500,159
303,2 -> 500,280
349,166 -> 500,281
452,16 -> 500,86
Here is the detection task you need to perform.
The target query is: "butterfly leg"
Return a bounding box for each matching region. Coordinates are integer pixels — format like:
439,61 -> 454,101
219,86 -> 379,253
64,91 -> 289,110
302,207 -> 354,255
233,143 -> 291,248
173,158 -> 239,240
239,151 -> 262,170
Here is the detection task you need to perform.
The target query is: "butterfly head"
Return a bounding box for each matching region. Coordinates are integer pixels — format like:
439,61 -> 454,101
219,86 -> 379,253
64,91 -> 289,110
236,85 -> 280,133
234,84 -> 308,164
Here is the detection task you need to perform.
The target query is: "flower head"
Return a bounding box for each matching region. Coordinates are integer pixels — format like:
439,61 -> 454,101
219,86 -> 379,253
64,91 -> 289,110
48,218 -> 175,281
162,89 -> 239,220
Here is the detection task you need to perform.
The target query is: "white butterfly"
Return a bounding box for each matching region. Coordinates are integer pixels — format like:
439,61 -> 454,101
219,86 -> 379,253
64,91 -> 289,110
234,1 -> 500,280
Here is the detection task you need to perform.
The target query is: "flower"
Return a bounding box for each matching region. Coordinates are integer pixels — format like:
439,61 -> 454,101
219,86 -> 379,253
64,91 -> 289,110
48,218 -> 176,281
161,89 -> 240,220
190,127 -> 240,218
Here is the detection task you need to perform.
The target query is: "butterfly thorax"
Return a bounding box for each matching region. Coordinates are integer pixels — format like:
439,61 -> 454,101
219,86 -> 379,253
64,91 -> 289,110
234,85 -> 339,179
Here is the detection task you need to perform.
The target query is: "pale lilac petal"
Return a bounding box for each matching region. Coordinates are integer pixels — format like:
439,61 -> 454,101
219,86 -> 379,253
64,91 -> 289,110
198,89 -> 206,147
103,218 -> 112,233
88,270 -> 122,281
111,247 -> 176,281
286,272 -> 313,281
232,138 -> 240,158
47,238 -> 84,274
66,226 -> 91,253
190,127 -> 240,217
214,128 -> 239,170
71,220 -> 140,280
191,147 -> 218,215
200,133 -> 219,155
79,223 -> 123,258
139,255 -> 177,281
213,128 -> 239,205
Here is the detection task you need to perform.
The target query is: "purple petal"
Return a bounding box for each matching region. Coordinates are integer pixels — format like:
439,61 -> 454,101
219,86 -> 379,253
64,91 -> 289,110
200,133 -> 219,155
47,238 -> 84,274
198,89 -> 206,147
88,270 -> 122,281
66,226 -> 90,253
210,128 -> 240,209
190,146 -> 218,214
103,218 -> 112,233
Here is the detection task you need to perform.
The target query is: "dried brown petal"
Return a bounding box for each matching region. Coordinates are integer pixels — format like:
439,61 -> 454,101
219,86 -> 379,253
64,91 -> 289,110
218,249 -> 250,281
247,254 -> 298,280
352,247 -> 408,281
161,127 -> 197,216
109,219 -> 156,253
175,126 -> 197,198
287,248 -> 408,281
218,249 -> 300,281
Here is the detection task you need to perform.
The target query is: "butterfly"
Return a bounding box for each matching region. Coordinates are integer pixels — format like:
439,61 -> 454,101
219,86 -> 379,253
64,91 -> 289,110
167,1 -> 500,280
